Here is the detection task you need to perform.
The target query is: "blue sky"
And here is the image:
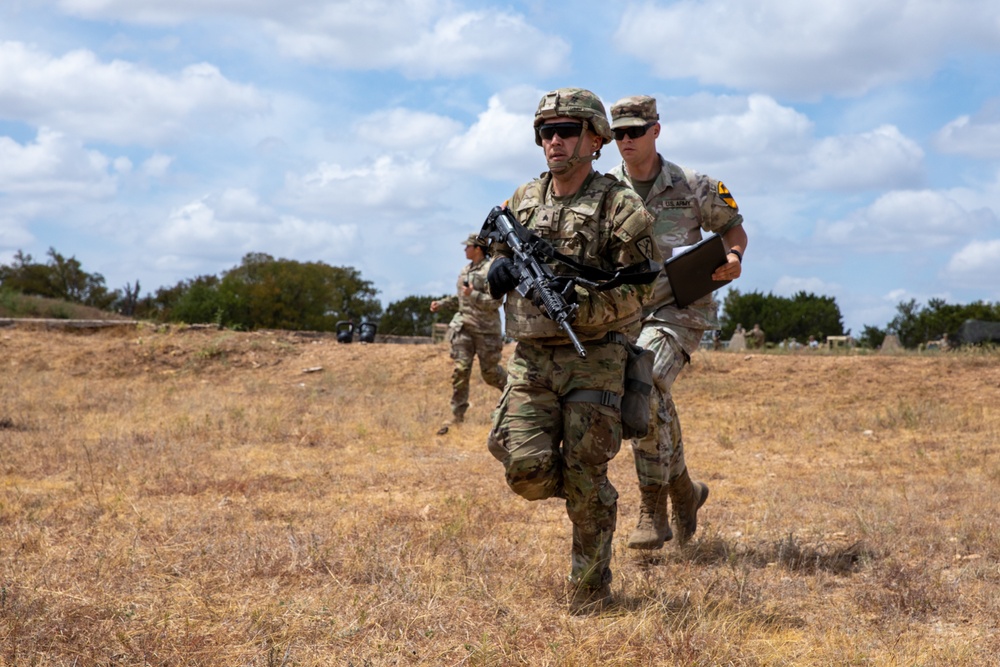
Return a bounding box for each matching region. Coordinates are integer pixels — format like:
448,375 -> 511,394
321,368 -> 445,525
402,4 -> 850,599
2,0 -> 1000,335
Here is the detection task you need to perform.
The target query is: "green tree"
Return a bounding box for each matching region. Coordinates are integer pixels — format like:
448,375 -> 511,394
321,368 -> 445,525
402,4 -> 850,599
0,251 -> 51,296
380,294 -> 457,336
217,253 -> 381,331
170,275 -> 224,324
0,248 -> 117,309
885,298 -> 1000,349
720,289 -> 845,344
858,324 -> 886,349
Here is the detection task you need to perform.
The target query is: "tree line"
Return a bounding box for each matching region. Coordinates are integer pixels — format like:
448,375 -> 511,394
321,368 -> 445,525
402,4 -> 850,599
0,248 -> 456,335
2,248 -> 997,347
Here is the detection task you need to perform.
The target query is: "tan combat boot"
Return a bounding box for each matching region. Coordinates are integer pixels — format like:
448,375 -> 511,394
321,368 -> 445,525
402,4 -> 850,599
627,484 -> 673,549
669,469 -> 709,545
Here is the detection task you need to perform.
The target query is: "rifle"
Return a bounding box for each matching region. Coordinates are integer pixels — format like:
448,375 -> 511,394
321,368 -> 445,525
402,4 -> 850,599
479,205 -> 593,357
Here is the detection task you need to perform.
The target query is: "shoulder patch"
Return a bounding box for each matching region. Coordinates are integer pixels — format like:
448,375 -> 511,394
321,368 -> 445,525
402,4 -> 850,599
637,236 -> 655,260
717,182 -> 738,209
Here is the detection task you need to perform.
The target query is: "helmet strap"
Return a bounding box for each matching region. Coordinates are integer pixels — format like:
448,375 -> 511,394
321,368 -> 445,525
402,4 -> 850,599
546,119 -> 599,174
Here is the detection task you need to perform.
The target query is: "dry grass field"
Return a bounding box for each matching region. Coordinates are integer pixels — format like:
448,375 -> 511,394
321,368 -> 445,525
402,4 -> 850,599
2,324 -> 998,666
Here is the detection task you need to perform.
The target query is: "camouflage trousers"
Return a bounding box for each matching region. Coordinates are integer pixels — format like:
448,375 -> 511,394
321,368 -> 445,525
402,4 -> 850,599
630,324 -> 704,487
487,339 -> 627,589
450,329 -> 507,421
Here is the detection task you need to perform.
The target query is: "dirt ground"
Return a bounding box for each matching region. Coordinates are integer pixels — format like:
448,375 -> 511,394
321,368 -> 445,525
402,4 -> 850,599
2,323 -> 999,665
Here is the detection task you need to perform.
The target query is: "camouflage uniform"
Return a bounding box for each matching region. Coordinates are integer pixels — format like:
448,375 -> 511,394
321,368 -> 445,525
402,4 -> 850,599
609,96 -> 744,526
487,88 -> 661,596
438,235 -> 507,422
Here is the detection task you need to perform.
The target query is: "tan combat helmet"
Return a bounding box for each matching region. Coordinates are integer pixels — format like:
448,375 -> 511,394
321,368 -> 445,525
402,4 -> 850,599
533,88 -> 613,146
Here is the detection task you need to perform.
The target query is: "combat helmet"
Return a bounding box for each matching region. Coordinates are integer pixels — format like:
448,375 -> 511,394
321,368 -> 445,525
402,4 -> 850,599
533,88 -> 613,146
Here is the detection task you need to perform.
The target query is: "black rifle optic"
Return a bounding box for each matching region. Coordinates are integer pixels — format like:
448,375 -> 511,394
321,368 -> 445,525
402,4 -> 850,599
478,205 -> 662,359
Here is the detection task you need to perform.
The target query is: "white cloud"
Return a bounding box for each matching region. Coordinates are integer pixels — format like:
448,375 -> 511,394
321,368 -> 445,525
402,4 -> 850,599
58,0 -> 571,77
798,125 -> 924,191
631,94 -> 814,193
141,153 -> 173,178
0,41 -> 268,146
355,108 -> 463,151
152,193 -> 360,262
816,190 -> 973,251
934,100 -> 1000,158
281,154 -> 445,215
643,94 -> 925,195
267,5 -> 570,78
660,94 -> 813,160
57,0 -> 287,24
0,128 -> 117,198
943,239 -> 1000,289
441,91 -> 539,182
614,0 -> 1000,98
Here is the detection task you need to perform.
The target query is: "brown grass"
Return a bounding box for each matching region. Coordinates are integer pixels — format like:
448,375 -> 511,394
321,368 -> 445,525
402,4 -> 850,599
0,292 -> 130,321
2,326 -> 998,665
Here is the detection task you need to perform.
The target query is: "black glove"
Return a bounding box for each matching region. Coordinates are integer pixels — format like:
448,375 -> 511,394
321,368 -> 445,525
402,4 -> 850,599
487,257 -> 518,298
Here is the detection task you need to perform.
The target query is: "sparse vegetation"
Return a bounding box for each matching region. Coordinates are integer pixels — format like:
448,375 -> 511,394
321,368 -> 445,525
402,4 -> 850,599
2,328 -> 998,665
0,287 -> 128,321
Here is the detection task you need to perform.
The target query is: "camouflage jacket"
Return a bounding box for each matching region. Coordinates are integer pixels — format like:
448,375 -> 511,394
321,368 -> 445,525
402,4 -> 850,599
497,170 -> 660,345
438,257 -> 504,336
609,155 -> 743,331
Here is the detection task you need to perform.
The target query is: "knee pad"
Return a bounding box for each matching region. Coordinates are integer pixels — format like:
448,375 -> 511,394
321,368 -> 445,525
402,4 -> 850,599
506,453 -> 561,501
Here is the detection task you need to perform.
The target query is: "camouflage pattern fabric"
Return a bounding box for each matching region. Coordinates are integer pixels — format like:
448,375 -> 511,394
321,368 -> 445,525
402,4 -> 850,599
533,88 -> 613,145
609,95 -> 659,129
488,341 -> 627,589
609,154 -> 744,332
449,328 -> 506,421
629,324 -> 703,487
437,257 -> 504,336
498,171 -> 658,344
487,169 -> 660,589
610,153 -> 741,499
438,256 -> 506,421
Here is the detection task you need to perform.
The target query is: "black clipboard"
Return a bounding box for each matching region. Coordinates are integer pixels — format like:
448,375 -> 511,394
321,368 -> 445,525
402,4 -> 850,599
664,234 -> 731,309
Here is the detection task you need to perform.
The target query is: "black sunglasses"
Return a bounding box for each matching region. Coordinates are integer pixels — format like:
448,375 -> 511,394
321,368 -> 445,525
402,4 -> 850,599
613,122 -> 656,141
537,122 -> 584,141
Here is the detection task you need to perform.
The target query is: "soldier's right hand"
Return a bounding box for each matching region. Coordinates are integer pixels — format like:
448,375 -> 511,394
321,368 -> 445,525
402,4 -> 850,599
487,257 -> 517,298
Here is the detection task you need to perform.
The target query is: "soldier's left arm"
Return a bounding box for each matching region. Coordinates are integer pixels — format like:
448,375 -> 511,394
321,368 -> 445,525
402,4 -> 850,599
699,176 -> 747,280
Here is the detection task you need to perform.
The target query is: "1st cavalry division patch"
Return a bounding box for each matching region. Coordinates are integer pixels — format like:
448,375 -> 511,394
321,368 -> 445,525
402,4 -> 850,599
717,182 -> 738,209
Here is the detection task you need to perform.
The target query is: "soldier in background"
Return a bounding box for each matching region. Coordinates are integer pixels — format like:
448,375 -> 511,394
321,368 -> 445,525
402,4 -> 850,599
485,88 -> 661,614
749,323 -> 766,350
609,95 -> 749,550
430,234 -> 507,434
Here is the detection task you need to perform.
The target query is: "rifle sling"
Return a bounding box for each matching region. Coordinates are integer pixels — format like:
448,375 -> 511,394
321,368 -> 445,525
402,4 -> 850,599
506,212 -> 661,290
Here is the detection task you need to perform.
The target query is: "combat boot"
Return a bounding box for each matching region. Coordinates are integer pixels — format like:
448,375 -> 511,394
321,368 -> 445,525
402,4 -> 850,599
627,484 -> 673,549
569,582 -> 612,615
669,469 -> 709,545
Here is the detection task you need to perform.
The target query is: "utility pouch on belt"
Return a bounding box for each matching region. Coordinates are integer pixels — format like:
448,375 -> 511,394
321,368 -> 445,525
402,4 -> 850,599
621,342 -> 654,439
561,336 -> 654,439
